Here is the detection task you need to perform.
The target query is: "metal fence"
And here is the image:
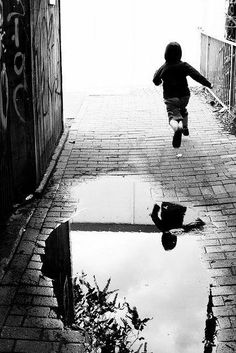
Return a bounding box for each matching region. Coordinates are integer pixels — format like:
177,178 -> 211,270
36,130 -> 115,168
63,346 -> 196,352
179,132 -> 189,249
200,32 -> 236,115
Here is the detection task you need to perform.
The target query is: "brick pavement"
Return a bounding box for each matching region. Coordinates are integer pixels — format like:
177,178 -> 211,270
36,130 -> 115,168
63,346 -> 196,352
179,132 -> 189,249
0,87 -> 236,352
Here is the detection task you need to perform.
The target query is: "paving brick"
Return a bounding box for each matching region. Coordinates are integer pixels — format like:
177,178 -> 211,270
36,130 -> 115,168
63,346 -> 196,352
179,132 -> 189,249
9,306 -> 28,316
21,229 -> 39,242
1,326 -> 42,340
216,342 -> 236,353
32,296 -> 58,307
27,261 -> 42,270
202,253 -> 225,261
60,343 -> 84,353
8,254 -> 31,271
212,286 -> 236,296
31,254 -> 42,262
23,317 -> 63,329
21,269 -> 41,285
5,315 -> 24,327
0,307 -> 10,327
16,241 -> 35,255
26,306 -> 50,318
212,276 -> 236,286
220,238 -> 236,245
212,185 -> 227,194
225,251 -> 236,259
218,317 -> 232,329
207,268 -> 232,277
14,340 -> 60,353
211,260 -> 236,268
224,184 -> 236,193
0,286 -> 17,305
41,329 -> 84,343
206,245 -> 232,253
18,286 -> 53,297
213,306 -> 236,317
14,294 -> 33,305
1,270 -> 22,285
217,328 -> 236,341
223,295 -> 236,305
39,277 -> 53,287
0,339 -> 15,352
230,316 -> 236,328
212,296 -> 224,306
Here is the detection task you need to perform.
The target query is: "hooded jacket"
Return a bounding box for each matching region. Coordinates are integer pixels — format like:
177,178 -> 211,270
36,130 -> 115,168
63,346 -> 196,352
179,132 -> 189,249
153,42 -> 212,99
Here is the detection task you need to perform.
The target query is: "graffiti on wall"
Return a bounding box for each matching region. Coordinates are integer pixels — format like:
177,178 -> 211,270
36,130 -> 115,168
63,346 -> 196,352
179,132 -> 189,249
2,0 -> 29,129
31,0 -> 63,177
0,0 -> 63,218
0,0 -> 9,134
7,0 -> 27,124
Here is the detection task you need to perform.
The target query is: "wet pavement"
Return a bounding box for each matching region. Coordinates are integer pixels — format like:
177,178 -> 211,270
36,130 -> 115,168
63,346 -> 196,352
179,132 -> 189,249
0,87 -> 236,352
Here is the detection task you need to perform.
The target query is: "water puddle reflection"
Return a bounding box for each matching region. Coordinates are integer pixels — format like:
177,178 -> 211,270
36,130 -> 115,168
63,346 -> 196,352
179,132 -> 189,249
41,176 -> 217,352
70,230 -> 211,353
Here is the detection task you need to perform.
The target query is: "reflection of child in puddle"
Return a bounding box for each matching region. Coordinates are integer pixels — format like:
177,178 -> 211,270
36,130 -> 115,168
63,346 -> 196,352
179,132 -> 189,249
161,231 -> 177,251
151,203 -> 204,251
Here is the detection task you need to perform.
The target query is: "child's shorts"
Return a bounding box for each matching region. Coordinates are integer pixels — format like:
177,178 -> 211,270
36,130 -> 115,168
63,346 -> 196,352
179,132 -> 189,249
164,96 -> 190,122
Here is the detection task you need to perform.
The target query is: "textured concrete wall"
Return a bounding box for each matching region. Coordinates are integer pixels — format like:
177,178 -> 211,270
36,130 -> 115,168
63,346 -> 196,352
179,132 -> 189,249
30,0 -> 63,184
0,0 -> 63,220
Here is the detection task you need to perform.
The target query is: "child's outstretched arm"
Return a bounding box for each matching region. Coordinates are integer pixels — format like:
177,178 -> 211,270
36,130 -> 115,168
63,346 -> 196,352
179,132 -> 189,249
153,67 -> 163,86
186,63 -> 212,88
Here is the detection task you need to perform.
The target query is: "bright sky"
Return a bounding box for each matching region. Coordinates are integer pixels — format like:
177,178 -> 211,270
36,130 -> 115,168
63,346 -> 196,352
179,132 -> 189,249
70,231 -> 210,353
61,0 -> 205,92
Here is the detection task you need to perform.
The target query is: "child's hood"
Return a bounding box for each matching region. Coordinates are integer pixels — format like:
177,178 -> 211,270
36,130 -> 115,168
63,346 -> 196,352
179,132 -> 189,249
164,42 -> 182,64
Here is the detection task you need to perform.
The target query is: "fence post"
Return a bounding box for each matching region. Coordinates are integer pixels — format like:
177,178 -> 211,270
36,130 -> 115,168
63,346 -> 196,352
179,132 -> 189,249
205,35 -> 209,77
229,44 -> 235,111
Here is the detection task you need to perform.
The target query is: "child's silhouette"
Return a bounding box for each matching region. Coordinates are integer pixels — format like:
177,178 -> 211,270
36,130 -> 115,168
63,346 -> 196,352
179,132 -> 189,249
150,202 -> 205,251
153,42 -> 213,148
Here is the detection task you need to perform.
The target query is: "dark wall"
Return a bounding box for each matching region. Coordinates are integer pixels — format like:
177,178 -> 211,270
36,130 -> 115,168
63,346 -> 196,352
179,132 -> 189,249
30,0 -> 63,184
0,0 -> 13,218
4,0 -> 35,201
0,0 -> 63,221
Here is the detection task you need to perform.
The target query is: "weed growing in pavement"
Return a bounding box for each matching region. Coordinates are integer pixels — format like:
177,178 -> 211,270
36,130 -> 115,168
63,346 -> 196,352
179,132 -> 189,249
72,273 -> 152,353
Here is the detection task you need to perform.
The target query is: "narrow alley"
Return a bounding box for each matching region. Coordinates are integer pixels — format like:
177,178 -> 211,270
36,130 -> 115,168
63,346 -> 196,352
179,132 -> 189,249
0,87 -> 236,352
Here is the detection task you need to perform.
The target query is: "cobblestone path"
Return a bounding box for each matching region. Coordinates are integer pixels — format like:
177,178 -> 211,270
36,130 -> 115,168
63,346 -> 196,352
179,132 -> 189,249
0,87 -> 236,352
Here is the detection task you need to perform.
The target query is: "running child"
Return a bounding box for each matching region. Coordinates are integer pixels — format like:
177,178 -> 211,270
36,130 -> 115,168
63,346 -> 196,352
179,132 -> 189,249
153,42 -> 213,148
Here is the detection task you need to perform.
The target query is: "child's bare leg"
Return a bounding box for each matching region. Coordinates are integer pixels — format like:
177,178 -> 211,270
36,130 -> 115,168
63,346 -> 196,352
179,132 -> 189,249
169,119 -> 183,131
178,120 -> 183,130
169,119 -> 183,148
169,119 -> 179,132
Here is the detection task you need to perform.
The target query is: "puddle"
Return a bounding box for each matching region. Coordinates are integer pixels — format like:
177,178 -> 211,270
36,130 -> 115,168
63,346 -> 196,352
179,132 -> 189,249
41,175 -> 216,352
72,176 -> 156,225
41,221 -> 214,353
70,230 -> 211,353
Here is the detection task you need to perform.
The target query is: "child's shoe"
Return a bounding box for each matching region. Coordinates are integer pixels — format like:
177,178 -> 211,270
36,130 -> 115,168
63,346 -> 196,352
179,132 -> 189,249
182,127 -> 189,136
172,128 -> 182,148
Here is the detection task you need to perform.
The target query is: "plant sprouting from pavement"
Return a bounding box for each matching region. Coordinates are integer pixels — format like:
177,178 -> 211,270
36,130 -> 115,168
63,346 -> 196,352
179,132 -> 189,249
73,273 -> 152,353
